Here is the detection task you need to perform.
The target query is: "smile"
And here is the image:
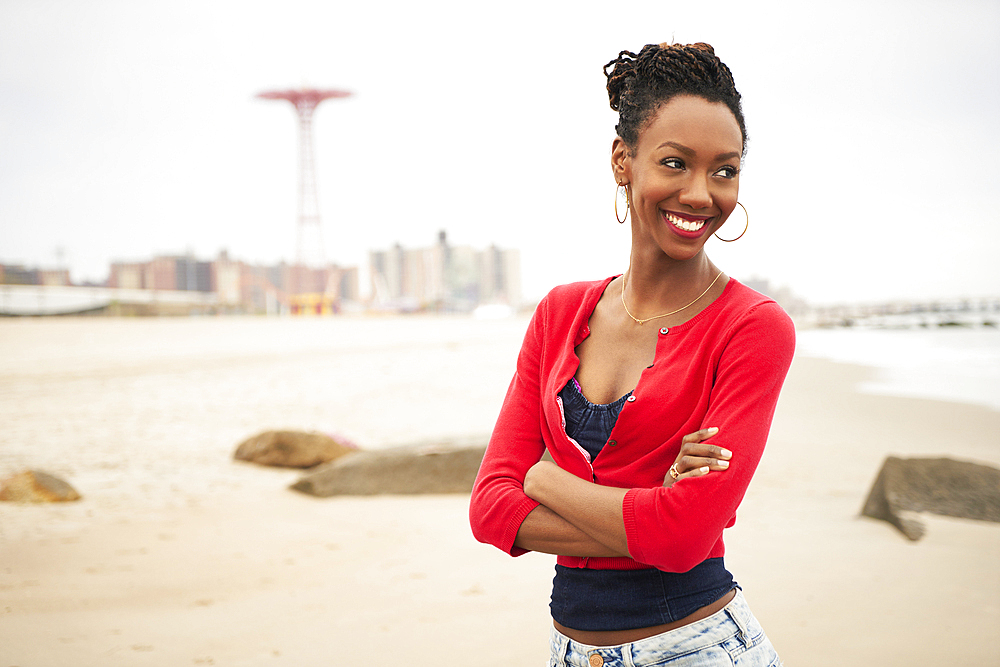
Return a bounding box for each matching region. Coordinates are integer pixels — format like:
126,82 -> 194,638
662,211 -> 710,233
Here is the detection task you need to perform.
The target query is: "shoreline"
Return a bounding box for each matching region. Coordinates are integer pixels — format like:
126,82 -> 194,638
794,325 -> 1000,412
1,318 -> 998,665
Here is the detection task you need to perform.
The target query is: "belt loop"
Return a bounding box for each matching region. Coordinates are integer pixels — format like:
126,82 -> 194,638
622,641 -> 637,667
550,625 -> 570,666
724,590 -> 751,648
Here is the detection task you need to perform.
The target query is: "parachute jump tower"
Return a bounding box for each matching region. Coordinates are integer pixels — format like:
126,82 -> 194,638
257,88 -> 352,270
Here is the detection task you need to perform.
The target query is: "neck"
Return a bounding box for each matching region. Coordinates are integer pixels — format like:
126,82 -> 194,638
621,250 -> 722,322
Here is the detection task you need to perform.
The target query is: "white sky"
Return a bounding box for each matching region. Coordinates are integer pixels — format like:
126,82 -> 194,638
1,0 -> 998,305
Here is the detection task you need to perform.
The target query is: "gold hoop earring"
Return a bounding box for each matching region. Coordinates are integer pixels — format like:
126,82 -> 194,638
715,202 -> 748,242
615,182 -> 629,224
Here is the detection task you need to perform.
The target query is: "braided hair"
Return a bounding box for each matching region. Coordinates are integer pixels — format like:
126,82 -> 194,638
604,42 -> 746,153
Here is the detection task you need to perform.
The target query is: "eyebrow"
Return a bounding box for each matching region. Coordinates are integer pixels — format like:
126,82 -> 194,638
658,141 -> 741,161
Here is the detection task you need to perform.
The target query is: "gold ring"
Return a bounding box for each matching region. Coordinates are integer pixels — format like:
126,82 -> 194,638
668,464 -> 680,480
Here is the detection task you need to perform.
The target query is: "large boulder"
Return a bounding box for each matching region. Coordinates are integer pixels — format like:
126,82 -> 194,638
234,430 -> 355,469
861,456 -> 1000,540
0,469 -> 81,503
290,440 -> 487,497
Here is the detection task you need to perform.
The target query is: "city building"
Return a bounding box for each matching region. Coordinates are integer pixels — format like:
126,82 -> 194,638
369,231 -> 521,312
0,264 -> 70,286
106,252 -> 361,315
3,231 -> 515,316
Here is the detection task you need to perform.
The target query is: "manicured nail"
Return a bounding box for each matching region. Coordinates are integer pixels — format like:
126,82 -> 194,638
699,466 -> 710,474
717,460 -> 729,469
720,448 -> 732,459
707,427 -> 719,435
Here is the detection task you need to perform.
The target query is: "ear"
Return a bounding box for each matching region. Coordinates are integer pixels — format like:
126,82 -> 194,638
611,137 -> 631,185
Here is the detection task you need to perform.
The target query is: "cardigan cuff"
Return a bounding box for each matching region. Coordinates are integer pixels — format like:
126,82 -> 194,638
502,497 -> 542,557
621,488 -> 645,564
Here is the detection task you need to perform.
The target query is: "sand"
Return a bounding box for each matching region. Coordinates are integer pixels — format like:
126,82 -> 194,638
1,316 -> 998,666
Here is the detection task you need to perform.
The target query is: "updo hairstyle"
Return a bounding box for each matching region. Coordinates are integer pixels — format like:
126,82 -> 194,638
604,42 -> 747,154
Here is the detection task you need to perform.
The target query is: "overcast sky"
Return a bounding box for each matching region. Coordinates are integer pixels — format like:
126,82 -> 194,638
1,0 -> 997,305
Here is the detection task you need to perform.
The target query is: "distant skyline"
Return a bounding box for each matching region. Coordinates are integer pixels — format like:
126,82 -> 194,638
1,0 -> 998,305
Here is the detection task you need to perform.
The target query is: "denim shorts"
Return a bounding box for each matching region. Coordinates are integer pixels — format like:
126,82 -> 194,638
548,589 -> 782,667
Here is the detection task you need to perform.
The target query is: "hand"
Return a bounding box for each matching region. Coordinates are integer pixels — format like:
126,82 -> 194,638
663,427 -> 732,487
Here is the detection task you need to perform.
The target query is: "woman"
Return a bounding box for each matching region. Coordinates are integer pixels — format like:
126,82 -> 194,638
470,42 -> 794,666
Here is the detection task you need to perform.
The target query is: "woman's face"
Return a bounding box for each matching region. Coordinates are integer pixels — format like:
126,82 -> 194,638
613,94 -> 743,264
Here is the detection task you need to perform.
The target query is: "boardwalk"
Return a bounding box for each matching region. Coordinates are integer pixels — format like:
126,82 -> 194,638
0,284 -> 217,316
806,298 -> 1000,329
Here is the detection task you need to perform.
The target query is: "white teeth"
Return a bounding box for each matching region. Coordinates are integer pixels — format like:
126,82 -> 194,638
664,212 -> 707,232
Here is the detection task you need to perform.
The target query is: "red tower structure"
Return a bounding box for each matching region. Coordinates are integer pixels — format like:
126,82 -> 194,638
257,88 -> 352,274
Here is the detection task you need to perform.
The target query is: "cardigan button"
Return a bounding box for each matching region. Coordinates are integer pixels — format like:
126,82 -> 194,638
626,395 -> 636,402
607,439 -> 617,447
659,327 -> 669,335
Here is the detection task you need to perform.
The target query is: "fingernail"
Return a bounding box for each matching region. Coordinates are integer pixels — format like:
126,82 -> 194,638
717,460 -> 729,468
707,427 -> 719,434
699,466 -> 710,474
721,448 -> 732,459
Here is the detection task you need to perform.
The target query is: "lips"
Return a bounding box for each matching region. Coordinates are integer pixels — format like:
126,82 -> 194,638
662,211 -> 712,237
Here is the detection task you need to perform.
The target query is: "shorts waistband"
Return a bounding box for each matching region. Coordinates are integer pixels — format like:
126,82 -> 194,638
549,588 -> 762,667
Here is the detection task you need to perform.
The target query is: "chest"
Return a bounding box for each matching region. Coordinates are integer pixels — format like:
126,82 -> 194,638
574,324 -> 660,404
546,324 -> 720,477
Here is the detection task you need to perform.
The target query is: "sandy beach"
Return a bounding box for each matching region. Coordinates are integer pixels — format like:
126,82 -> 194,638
1,316 -> 998,666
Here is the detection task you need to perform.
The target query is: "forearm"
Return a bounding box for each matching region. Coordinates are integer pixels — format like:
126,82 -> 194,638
523,462 -> 632,557
514,504 -> 625,557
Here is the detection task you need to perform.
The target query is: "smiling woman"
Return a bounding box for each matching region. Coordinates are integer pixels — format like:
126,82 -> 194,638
470,42 -> 794,667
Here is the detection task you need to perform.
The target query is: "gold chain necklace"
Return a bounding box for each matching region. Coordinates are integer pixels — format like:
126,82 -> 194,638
620,271 -> 724,325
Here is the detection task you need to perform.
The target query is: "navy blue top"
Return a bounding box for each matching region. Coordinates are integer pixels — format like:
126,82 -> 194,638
560,376 -> 632,462
553,378 -> 736,631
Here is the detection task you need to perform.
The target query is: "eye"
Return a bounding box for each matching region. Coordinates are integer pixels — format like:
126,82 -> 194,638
715,165 -> 739,179
661,157 -> 685,170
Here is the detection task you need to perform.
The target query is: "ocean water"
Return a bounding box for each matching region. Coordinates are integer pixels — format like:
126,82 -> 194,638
796,326 -> 1000,412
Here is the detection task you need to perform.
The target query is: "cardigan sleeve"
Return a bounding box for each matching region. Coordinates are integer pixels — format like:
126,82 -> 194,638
622,301 -> 795,572
469,298 -> 548,556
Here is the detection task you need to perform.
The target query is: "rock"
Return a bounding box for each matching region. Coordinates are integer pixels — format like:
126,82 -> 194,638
233,430 -> 355,469
290,440 -> 487,497
0,470 -> 81,503
861,456 -> 1000,540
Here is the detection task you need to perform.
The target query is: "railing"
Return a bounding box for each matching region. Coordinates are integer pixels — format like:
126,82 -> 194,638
0,284 -> 218,316
804,298 -> 1000,328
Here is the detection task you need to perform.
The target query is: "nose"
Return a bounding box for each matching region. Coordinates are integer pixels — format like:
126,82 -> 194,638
678,174 -> 712,210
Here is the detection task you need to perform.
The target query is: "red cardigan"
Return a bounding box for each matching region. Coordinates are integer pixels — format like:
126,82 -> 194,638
469,277 -> 795,573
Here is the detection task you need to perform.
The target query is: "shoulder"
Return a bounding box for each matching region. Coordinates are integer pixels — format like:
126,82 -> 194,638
722,280 -> 793,324
535,276 -> 616,320
717,280 -> 796,350
543,277 -> 614,304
